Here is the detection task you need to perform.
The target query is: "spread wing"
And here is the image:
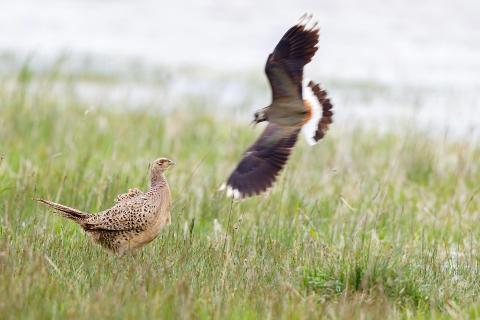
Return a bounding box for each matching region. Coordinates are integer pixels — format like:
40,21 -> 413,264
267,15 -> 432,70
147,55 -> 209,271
223,124 -> 300,199
265,15 -> 320,101
83,196 -> 152,231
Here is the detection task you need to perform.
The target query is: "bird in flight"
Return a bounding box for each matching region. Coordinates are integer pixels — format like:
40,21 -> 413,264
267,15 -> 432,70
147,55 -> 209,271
221,14 -> 334,199
37,158 -> 175,255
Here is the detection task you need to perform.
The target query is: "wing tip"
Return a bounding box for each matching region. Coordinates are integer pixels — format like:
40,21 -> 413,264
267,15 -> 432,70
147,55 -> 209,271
219,183 -> 245,200
297,13 -> 320,32
220,183 -> 274,200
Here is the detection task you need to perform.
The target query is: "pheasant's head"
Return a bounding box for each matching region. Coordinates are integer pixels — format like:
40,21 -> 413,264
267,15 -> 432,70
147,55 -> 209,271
152,157 -> 175,173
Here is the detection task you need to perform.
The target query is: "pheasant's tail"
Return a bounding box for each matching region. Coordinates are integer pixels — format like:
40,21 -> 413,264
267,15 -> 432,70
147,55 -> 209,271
36,199 -> 89,222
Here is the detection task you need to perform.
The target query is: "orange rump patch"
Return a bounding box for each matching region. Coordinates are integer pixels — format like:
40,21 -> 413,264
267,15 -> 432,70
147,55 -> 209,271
302,100 -> 313,124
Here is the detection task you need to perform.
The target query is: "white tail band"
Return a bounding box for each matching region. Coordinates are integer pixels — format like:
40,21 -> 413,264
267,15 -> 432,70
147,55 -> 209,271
301,79 -> 322,146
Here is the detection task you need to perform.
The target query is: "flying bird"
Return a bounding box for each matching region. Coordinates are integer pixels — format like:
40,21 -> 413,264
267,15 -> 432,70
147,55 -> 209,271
221,15 -> 334,199
37,158 -> 175,255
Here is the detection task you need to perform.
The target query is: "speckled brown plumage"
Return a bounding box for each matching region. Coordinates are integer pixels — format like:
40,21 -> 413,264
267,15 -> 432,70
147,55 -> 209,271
37,158 -> 174,255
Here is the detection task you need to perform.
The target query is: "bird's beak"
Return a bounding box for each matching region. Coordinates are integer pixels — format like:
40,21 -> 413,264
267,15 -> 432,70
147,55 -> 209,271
250,119 -> 257,126
169,161 -> 176,166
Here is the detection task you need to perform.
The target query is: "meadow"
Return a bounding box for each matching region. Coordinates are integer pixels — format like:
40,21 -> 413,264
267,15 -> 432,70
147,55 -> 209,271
1,64 -> 480,319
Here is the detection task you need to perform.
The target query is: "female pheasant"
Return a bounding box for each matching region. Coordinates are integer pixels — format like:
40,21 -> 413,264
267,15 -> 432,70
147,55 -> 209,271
37,158 -> 174,255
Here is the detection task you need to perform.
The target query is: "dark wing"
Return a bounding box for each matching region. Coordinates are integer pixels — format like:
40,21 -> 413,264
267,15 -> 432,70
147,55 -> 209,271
224,124 -> 300,199
265,16 -> 320,101
308,81 -> 334,141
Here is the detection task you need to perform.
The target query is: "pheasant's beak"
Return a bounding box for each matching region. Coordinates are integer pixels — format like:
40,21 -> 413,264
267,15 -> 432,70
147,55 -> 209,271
250,119 -> 257,126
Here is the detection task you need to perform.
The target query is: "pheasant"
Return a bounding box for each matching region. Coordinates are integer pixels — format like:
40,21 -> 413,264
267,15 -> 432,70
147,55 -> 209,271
37,158 -> 175,255
221,14 -> 333,199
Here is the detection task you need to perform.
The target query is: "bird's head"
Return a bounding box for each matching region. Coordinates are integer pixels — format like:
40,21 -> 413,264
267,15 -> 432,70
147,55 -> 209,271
252,108 -> 268,125
151,157 -> 175,174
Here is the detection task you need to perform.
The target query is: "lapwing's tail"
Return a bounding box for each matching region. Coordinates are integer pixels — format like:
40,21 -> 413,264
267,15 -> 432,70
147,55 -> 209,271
302,80 -> 334,145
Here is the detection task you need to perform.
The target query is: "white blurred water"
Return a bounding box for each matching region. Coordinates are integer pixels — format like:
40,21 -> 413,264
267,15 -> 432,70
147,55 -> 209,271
1,0 -> 479,138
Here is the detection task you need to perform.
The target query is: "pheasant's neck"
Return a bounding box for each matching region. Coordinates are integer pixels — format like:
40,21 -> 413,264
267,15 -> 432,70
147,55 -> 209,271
150,171 -> 166,188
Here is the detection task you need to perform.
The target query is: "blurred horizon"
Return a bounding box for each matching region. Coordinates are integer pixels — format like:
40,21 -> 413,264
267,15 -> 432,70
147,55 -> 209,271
1,0 -> 479,139
2,0 -> 480,85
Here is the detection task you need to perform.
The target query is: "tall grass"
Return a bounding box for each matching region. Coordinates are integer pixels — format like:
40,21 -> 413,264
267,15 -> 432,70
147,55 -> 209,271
1,65 -> 480,319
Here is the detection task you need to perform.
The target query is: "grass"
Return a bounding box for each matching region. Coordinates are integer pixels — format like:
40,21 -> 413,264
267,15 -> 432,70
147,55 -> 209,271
1,64 -> 480,319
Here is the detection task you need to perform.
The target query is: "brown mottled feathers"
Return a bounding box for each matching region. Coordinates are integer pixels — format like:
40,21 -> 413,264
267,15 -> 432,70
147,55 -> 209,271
37,157 -> 174,254
308,81 -> 334,141
82,195 -> 152,231
265,17 -> 319,100
115,188 -> 143,203
225,124 -> 300,198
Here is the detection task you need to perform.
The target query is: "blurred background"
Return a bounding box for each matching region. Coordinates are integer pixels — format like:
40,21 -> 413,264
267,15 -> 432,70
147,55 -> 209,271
2,2 -> 480,317
1,0 -> 479,137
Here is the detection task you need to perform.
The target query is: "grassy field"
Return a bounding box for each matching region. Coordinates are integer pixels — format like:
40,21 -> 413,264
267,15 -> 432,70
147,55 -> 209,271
1,65 -> 480,319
